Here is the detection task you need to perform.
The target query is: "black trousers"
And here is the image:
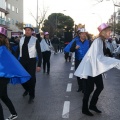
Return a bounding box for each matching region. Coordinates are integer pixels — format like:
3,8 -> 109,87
64,53 -> 71,62
0,78 -> 17,120
59,46 -> 63,52
20,58 -> 36,99
75,59 -> 83,89
42,51 -> 51,73
82,74 -> 104,111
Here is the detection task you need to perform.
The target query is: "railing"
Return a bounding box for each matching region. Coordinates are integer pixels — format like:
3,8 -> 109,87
0,18 -> 10,27
116,15 -> 120,19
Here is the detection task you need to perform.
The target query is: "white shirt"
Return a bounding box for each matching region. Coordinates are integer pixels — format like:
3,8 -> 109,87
40,39 -> 53,52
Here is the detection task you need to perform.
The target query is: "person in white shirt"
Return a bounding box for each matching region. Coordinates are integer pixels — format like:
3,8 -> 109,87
40,32 -> 53,74
17,24 -> 42,104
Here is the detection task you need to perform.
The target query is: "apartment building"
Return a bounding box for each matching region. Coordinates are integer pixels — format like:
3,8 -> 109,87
0,0 -> 9,28
0,0 -> 23,38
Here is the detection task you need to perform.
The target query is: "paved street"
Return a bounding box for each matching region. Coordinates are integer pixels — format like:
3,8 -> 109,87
3,53 -> 120,120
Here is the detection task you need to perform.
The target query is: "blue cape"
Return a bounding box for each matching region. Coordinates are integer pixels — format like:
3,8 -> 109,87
64,36 -> 79,53
0,46 -> 31,84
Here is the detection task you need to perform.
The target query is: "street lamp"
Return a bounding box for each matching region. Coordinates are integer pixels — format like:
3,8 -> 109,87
56,10 -> 66,36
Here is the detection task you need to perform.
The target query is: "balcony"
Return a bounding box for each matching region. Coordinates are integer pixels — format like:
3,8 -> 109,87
0,7 -> 9,14
116,15 -> 120,20
0,18 -> 10,28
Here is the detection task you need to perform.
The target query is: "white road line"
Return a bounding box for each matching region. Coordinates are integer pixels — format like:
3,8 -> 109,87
72,52 -> 75,58
66,83 -> 72,92
72,62 -> 74,65
102,73 -> 107,79
69,73 -> 73,78
73,59 -> 75,62
70,67 -> 74,71
62,101 -> 70,118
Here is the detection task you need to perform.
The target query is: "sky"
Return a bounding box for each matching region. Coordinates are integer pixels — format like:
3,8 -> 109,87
24,0 -> 120,35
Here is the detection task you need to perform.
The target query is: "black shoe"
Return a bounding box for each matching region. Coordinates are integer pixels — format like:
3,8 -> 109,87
89,106 -> 102,113
76,87 -> 82,92
23,91 -> 28,97
6,114 -> 18,120
82,110 -> 94,116
28,97 -> 34,104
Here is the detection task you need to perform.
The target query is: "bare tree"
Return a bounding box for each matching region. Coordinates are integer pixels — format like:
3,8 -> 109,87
29,7 -> 48,30
16,22 -> 25,30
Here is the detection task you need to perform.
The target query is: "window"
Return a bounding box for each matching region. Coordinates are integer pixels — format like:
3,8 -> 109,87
12,19 -> 14,25
12,6 -> 14,11
5,16 -> 6,21
16,20 -> 18,24
1,12 -> 5,19
0,11 -> 2,18
16,8 -> 18,13
8,3 -> 11,9
8,18 -> 11,24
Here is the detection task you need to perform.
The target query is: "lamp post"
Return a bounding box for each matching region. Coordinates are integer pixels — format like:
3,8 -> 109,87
36,0 -> 38,28
56,10 -> 66,36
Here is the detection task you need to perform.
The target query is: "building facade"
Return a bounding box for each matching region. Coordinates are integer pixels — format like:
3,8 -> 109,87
0,0 -> 23,38
0,0 -> 9,28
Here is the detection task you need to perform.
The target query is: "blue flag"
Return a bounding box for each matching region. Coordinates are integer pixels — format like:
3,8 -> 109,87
64,36 -> 79,53
0,46 -> 31,84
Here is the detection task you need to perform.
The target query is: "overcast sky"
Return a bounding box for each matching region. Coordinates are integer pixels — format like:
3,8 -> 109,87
24,0 -> 120,35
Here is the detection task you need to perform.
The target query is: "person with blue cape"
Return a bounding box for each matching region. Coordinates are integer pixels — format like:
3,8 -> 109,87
0,27 -> 31,120
64,28 -> 90,92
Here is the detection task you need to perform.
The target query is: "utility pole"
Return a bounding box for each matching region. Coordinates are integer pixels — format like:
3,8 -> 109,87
36,0 -> 38,28
111,1 -> 120,36
113,4 -> 115,36
98,0 -> 120,36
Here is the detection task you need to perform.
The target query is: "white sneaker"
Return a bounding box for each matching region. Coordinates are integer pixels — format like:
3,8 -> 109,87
6,114 -> 18,120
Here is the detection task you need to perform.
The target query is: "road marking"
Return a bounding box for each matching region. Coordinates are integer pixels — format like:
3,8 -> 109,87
65,96 -> 69,98
66,83 -> 72,92
73,59 -> 75,62
62,101 -> 70,118
72,62 -> 74,65
69,73 -> 73,78
102,73 -> 107,79
70,67 -> 74,70
72,52 -> 75,58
